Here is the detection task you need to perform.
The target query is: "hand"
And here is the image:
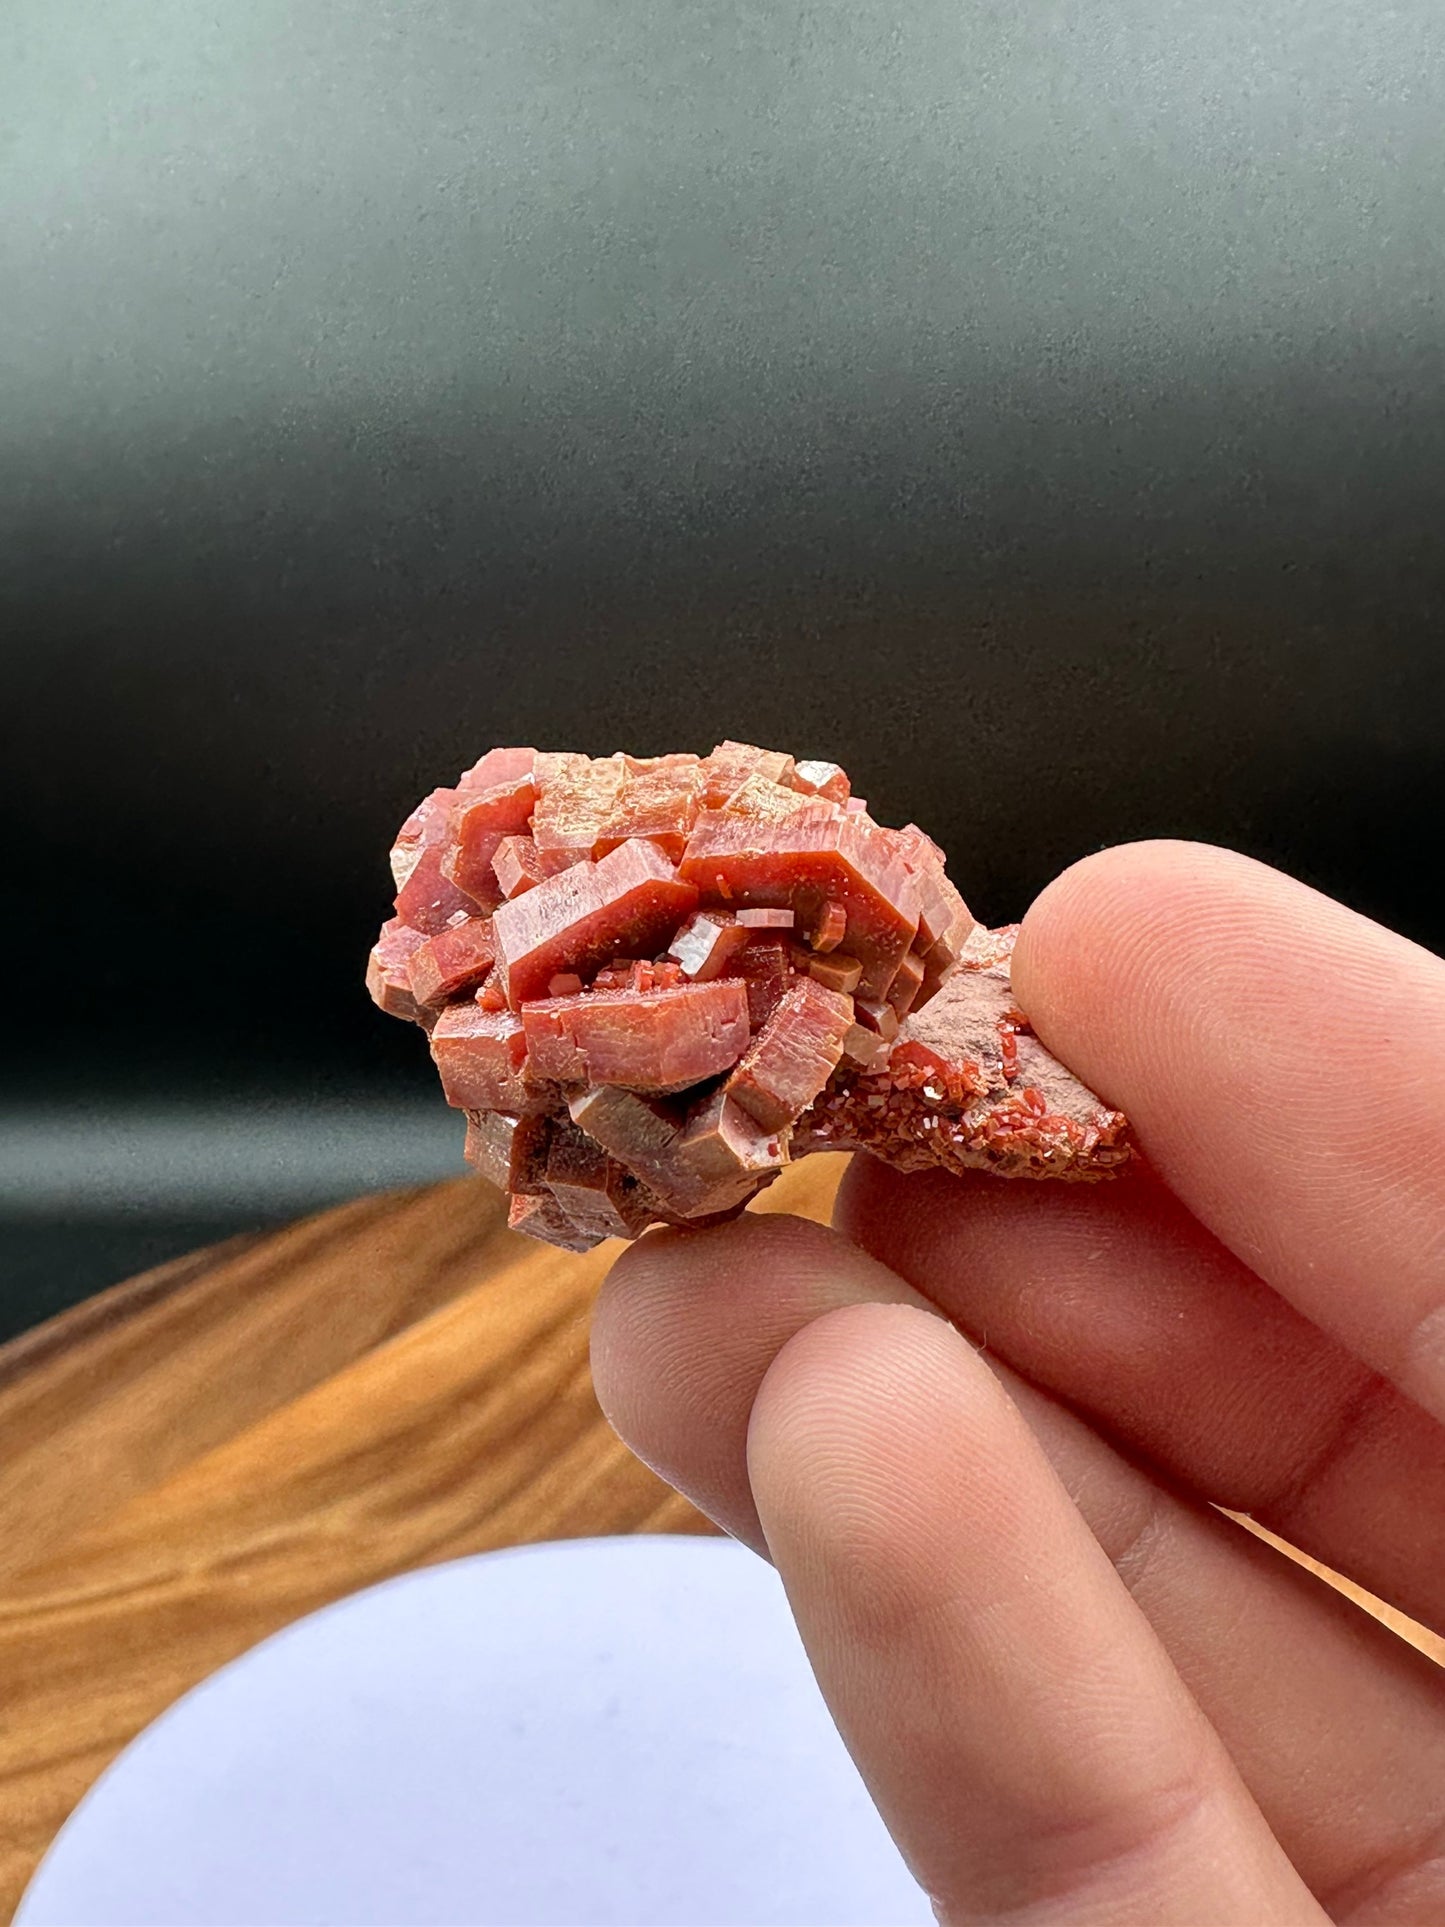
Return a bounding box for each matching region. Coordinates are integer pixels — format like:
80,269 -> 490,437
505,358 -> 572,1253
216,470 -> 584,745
592,842 -> 1445,1925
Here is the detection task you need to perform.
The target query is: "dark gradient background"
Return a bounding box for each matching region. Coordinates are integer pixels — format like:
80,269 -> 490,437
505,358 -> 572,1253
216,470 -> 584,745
3,2 -> 1443,1323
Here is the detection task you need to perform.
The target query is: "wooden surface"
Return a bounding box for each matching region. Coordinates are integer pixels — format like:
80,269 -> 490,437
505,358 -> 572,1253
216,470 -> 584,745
0,1157 -> 845,1921
1,1151 -> 1440,1921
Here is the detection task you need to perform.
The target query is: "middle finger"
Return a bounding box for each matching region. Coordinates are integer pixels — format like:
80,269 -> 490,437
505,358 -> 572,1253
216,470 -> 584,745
594,1213 -> 1445,1918
837,1155 -> 1445,1638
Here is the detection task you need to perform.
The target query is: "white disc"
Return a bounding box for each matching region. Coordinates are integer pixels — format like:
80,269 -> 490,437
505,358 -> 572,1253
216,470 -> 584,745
19,1535 -> 930,1926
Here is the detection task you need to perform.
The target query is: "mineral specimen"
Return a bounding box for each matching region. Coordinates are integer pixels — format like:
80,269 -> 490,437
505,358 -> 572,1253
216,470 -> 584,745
367,745 -> 1130,1249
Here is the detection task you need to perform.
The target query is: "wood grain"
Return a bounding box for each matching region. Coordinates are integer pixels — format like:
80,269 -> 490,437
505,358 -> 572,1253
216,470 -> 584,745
0,1157 -> 844,1921
1,1149 -> 1439,1922
0,1185 -> 512,1584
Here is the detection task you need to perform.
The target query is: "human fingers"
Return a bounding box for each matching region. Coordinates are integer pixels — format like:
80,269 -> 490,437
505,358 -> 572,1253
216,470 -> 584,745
1010,841 -> 1445,1422
594,1212 -> 922,1556
749,1300 -> 1323,1922
836,1155 -> 1445,1636
594,1215 -> 1445,1917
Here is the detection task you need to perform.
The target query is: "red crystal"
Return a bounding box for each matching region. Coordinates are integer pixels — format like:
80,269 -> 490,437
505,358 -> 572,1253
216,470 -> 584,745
429,1003 -> 555,1115
677,805 -> 920,1001
568,1083 -> 785,1220
806,950 -> 862,995
808,898 -> 848,953
463,1109 -> 551,1194
458,746 -> 537,793
726,929 -> 796,1027
724,976 -> 854,1132
507,1188 -> 606,1253
605,754 -> 704,859
492,834 -> 548,899
370,745 -> 1130,1249
543,1119 -> 658,1241
699,741 -> 797,807
442,775 -> 537,909
407,916 -> 498,1009
365,918 -> 428,1024
391,788 -> 480,934
791,759 -> 851,804
529,753 -> 628,871
521,979 -> 750,1093
667,910 -> 749,981
491,839 -> 698,1009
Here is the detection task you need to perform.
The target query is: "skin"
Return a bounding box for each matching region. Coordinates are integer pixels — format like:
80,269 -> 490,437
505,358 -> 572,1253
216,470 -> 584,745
592,841 -> 1445,1924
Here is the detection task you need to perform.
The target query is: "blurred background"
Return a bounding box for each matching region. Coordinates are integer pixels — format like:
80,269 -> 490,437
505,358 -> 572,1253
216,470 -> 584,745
3,0 -> 1442,1339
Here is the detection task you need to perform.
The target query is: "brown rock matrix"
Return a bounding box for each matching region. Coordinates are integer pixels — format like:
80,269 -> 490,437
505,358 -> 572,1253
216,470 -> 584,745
368,744 -> 1130,1249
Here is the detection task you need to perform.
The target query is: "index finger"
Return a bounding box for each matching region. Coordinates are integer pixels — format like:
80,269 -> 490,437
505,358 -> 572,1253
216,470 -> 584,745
1012,841 -> 1445,1420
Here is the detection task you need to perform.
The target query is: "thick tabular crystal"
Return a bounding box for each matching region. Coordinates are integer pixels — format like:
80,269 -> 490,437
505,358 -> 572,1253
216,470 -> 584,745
368,744 -> 1131,1249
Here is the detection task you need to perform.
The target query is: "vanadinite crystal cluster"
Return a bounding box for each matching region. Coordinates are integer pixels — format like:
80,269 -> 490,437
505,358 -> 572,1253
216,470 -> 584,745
368,744 -> 1130,1251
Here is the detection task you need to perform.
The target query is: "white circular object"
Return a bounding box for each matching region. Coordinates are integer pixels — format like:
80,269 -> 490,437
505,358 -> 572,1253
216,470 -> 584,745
19,1535 -> 929,1926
